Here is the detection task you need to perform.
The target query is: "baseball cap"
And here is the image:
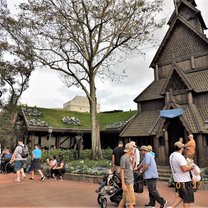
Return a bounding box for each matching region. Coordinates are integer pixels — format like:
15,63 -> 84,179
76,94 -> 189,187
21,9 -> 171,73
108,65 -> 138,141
124,143 -> 134,152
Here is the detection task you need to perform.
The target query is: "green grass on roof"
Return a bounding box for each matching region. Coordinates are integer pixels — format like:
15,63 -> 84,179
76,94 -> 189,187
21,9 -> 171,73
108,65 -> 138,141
23,107 -> 136,130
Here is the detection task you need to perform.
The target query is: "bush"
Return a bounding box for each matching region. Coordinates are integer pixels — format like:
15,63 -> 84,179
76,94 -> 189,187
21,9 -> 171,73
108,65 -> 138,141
203,167 -> 208,176
41,149 -> 74,163
67,159 -> 111,175
41,148 -> 113,175
102,148 -> 113,160
41,148 -> 113,161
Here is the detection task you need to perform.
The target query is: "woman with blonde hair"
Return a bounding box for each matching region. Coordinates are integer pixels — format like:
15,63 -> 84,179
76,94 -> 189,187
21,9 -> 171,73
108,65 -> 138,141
147,145 -> 155,158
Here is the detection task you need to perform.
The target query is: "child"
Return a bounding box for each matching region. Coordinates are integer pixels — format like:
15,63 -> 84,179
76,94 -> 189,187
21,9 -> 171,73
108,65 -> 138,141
186,158 -> 201,189
46,155 -> 57,178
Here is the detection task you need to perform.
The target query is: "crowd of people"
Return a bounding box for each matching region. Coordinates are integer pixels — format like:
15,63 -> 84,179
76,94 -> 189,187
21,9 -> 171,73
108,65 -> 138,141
112,134 -> 199,208
0,138 -> 66,182
0,133 -> 200,207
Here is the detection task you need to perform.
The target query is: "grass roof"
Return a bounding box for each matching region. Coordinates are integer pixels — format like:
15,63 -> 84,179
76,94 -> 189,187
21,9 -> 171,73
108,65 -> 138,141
22,106 -> 136,130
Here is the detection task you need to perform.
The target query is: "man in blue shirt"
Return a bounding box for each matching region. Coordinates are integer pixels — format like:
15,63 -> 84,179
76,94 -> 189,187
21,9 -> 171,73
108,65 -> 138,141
140,145 -> 167,208
30,144 -> 45,181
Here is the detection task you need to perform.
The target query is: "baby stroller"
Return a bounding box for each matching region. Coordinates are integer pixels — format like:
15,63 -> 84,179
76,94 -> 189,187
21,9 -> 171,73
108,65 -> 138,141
134,171 -> 144,193
96,171 -> 123,208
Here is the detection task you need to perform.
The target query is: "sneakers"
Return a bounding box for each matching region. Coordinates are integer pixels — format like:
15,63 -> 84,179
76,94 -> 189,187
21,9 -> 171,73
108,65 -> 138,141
144,204 -> 155,208
21,174 -> 26,180
160,200 -> 167,208
15,178 -> 20,182
29,178 -> 34,181
41,176 -> 45,181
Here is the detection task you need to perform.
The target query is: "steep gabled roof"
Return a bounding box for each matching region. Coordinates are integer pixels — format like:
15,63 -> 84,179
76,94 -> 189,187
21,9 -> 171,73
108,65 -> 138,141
120,110 -> 160,137
134,79 -> 165,102
160,62 -> 193,95
150,15 -> 208,68
121,99 -> 208,137
168,0 -> 206,29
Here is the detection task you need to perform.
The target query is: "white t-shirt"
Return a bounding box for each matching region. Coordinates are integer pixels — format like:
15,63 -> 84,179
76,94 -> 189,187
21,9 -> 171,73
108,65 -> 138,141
133,148 -> 140,166
169,152 -> 191,183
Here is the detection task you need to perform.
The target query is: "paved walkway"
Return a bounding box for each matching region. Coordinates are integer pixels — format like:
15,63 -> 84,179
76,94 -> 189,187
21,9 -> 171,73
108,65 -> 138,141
0,173 -> 207,207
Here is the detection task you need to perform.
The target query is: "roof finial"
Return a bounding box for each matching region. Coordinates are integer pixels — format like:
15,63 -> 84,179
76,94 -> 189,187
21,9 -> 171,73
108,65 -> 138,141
173,0 -> 179,16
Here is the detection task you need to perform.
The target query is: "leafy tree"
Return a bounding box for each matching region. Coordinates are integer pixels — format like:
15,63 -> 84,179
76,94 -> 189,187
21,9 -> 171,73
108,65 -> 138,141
1,0 -> 165,159
0,3 -> 34,146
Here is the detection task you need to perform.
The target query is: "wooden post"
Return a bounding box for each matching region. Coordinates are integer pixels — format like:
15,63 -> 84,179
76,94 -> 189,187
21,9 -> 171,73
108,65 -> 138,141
196,134 -> 206,167
164,130 -> 169,165
188,92 -> 193,104
30,133 -> 35,149
154,136 -> 159,163
154,64 -> 159,81
191,56 -> 195,69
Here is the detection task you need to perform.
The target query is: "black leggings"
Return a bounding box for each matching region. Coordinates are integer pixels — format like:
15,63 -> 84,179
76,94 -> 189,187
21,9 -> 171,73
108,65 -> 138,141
51,168 -> 66,177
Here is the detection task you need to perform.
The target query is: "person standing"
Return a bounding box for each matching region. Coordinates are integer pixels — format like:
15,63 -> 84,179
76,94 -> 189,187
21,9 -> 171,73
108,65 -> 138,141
130,141 -> 140,170
185,134 -> 196,159
147,145 -> 155,158
140,145 -> 167,208
29,144 -> 45,181
112,141 -> 124,174
10,138 -> 27,182
118,143 -> 135,208
168,141 -> 195,208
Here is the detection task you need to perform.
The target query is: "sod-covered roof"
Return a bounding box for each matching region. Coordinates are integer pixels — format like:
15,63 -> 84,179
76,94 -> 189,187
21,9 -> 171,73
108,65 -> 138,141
21,106 -> 136,132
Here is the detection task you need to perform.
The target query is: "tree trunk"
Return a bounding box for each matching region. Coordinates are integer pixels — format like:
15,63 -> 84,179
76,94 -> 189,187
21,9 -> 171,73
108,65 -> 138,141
90,83 -> 102,160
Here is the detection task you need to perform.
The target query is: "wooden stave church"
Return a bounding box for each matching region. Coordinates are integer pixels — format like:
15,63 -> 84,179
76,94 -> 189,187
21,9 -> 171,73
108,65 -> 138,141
120,0 -> 208,167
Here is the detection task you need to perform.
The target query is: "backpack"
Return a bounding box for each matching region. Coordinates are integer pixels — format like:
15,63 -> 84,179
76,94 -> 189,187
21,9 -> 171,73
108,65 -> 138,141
19,145 -> 29,158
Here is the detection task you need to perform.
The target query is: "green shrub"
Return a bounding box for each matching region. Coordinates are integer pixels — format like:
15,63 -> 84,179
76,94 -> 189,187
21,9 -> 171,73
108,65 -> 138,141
41,148 -> 113,175
66,159 -> 111,175
102,148 -> 113,160
41,149 -> 74,163
203,167 -> 208,175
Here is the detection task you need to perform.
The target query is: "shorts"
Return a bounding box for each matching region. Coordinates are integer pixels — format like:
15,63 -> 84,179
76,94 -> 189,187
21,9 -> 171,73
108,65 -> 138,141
14,160 -> 26,172
175,181 -> 194,203
30,158 -> 41,171
123,184 -> 135,206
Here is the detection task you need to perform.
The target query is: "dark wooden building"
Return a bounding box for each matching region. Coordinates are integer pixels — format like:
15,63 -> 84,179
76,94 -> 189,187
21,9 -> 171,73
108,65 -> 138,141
120,0 -> 208,167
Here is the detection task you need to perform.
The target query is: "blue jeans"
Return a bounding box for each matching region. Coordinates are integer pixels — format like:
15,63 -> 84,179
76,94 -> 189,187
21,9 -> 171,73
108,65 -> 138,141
146,178 -> 166,206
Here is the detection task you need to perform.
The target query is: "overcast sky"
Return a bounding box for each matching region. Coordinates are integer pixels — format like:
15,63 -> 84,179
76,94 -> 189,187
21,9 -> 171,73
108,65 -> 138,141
8,0 -> 208,112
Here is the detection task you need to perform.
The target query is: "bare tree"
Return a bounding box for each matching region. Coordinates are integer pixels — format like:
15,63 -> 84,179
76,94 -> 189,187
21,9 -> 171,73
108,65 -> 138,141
1,0 -> 165,159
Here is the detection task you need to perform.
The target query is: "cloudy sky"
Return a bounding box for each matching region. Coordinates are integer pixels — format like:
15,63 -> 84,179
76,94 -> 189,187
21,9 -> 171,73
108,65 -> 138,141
8,0 -> 208,112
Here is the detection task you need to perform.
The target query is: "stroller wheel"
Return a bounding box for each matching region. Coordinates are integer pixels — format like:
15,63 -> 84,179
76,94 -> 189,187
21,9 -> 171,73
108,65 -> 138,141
5,163 -> 14,174
97,194 -> 102,205
101,197 -> 107,208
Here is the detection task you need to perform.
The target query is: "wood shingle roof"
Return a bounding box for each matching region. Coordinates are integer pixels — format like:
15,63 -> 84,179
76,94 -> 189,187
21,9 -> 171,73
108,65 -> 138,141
150,15 -> 208,68
167,0 -> 206,29
120,111 -> 160,137
120,103 -> 208,137
134,68 -> 208,102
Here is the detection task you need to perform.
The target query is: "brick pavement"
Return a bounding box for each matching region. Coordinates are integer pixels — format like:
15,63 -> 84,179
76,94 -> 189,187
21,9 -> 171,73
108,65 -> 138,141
0,173 -> 207,208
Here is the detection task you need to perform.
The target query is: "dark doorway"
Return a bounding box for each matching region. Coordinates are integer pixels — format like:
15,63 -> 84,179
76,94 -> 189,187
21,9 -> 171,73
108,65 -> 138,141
167,117 -> 186,155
